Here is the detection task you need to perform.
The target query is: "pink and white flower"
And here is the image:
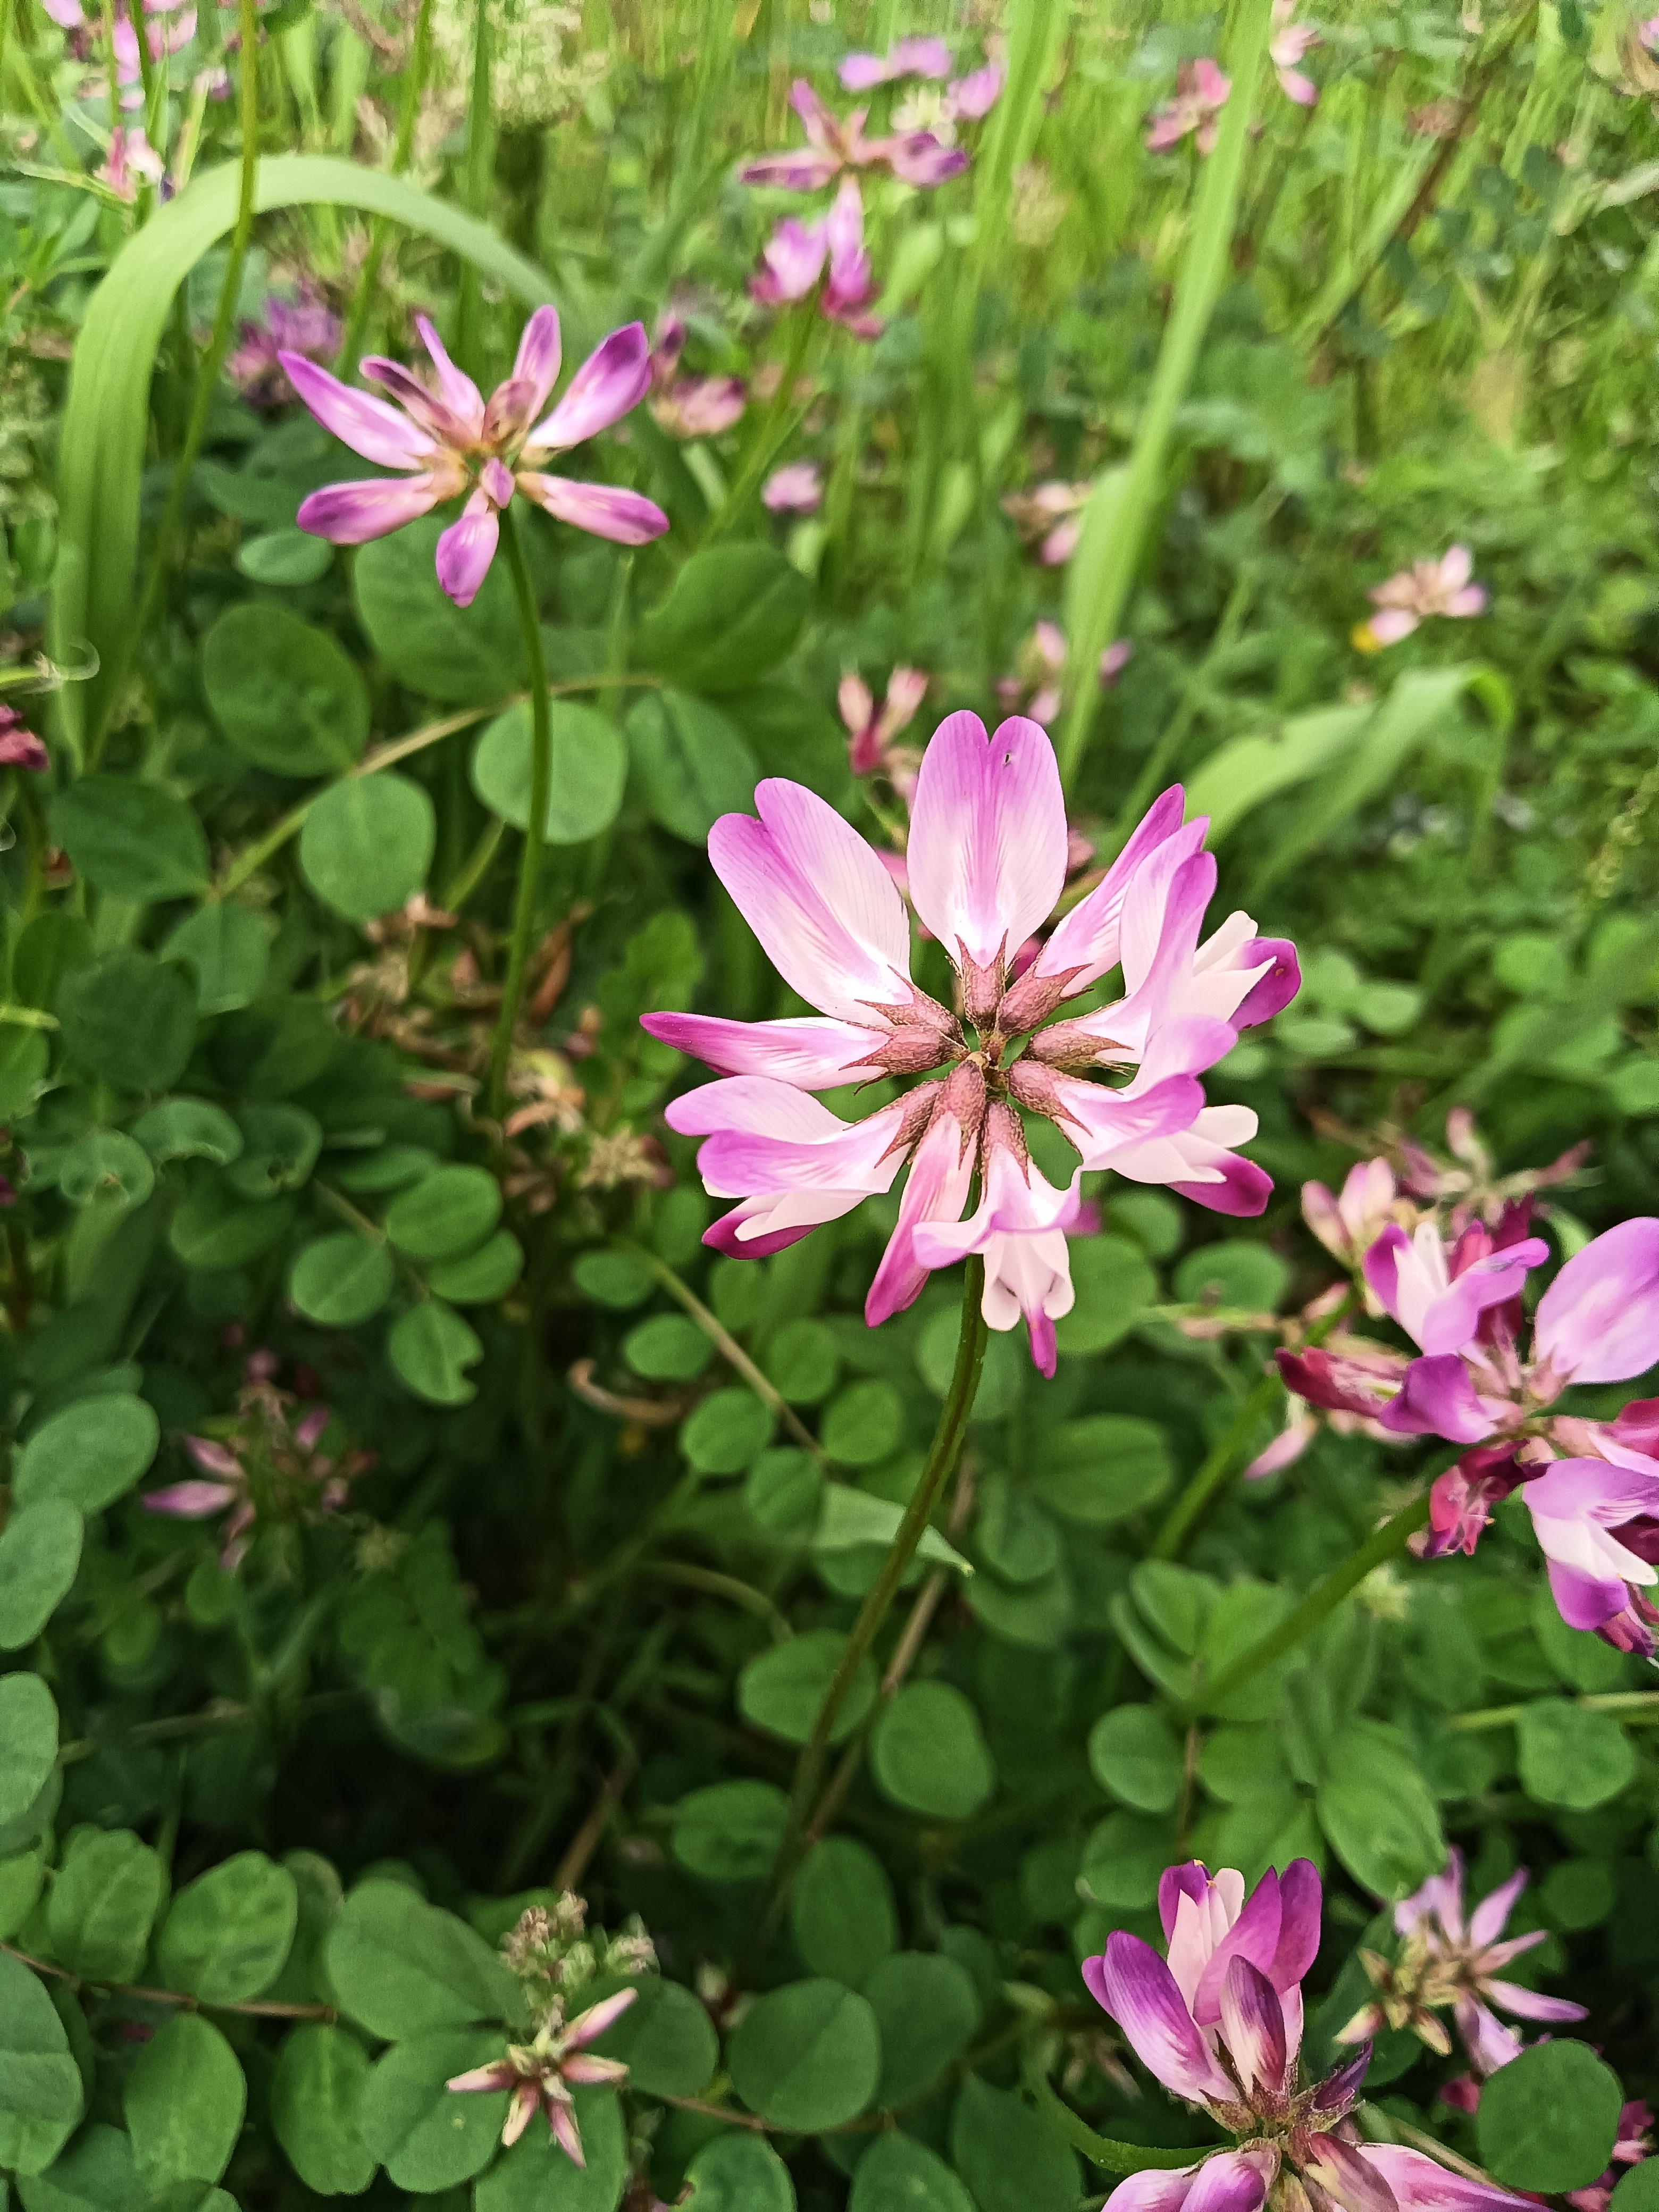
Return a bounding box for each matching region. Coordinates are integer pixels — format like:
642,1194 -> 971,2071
0,706 -> 49,773
1002,480 -> 1092,566
750,177 -> 882,334
838,36 -> 951,90
1339,1846 -> 1586,2074
447,1988 -> 635,2163
1302,1157 -> 1407,1272
1356,547 -> 1487,649
647,315 -> 746,439
642,716 -> 1291,1372
1271,0 -> 1320,105
840,665 -> 928,785
1280,1209 -> 1659,1649
284,306 -> 668,608
762,460 -> 823,514
1085,1858 -> 1534,2212
740,77 -> 966,194
1146,59 -> 1231,156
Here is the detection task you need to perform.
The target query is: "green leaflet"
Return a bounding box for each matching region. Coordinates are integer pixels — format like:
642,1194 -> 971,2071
52,154 -> 556,753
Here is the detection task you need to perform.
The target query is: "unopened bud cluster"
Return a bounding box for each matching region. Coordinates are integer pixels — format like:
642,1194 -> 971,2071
502,1893 -> 657,2029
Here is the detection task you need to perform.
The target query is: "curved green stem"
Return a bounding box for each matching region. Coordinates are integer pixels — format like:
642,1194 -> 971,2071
748,1260 -> 989,1953
486,508 -> 552,1121
1187,1492 -> 1433,1718
454,0 -> 493,376
96,0 -> 261,767
1025,2060 -> 1198,2174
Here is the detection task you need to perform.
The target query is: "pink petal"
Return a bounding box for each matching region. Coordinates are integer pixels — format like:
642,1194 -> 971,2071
1184,2150 -> 1277,2212
690,1098 -> 910,1203
1037,786 -> 1190,994
640,1013 -> 885,1088
447,2062 -> 520,2093
1484,1979 -> 1587,2023
516,474 -> 669,544
1270,1859 -> 1322,1988
279,353 -> 437,469
358,355 -> 477,447
296,474 -> 446,546
435,487 -> 502,609
564,1987 -> 639,2047
705,1191 -> 869,1258
1440,544 -> 1474,590
501,2083 -> 540,2147
865,1109 -> 977,1327
1466,1869 -> 1525,1949
1377,1355 -> 1496,1444
763,462 -> 823,513
739,150 -> 844,190
1301,2139 -> 1398,2212
414,313 -> 485,432
948,62 -> 1004,116
1219,1957 -> 1287,2097
882,132 -> 970,186
1158,1862 -> 1215,1947
526,323 -> 652,453
1084,1934 -> 1236,2105
1032,1070 -> 1206,1172
1534,1218 -> 1659,1384
790,78 -> 838,150
1277,65 -> 1319,103
510,304 -> 563,420
183,1435 -> 242,1479
548,2101 -> 586,2167
906,711 -> 1068,973
707,780 -> 914,1024
143,1479 -> 239,1518
838,49 -> 898,89
1191,1869 -> 1283,2028
559,2055 -> 630,2084
1359,2147 -> 1537,2212
1447,586 -> 1487,617
1232,938 -> 1300,1027
1546,1556 -> 1631,1633
1104,2170 -> 1201,2212
1364,607 -> 1420,646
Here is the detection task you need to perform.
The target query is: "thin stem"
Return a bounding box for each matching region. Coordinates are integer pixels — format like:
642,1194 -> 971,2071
96,0 -> 261,767
1448,1689 -> 1659,1733
619,1241 -> 827,1464
3,1941 -> 334,2020
1055,0 -> 1275,792
454,0 -> 492,377
1187,1494 -> 1432,1718
485,510 -> 552,1120
748,1260 -> 988,1955
337,0 -> 435,367
703,303 -> 816,546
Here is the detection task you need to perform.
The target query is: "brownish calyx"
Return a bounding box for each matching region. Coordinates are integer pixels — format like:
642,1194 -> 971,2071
1027,1015 -> 1122,1070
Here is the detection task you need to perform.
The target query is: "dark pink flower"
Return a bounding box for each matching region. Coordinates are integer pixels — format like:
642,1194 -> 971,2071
0,707 -> 49,773
229,283 -> 342,408
751,178 -> 882,337
1086,1859 -> 1536,2212
286,307 -> 667,608
447,1989 -> 635,2161
1146,59 -> 1231,155
740,78 -> 966,193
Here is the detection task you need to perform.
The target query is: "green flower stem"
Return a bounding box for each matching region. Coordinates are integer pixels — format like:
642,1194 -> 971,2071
95,0 -> 261,766
1150,1367 -> 1284,1563
1055,0 -> 1275,793
1448,1689 -> 1659,1733
702,301 -> 817,546
1024,2057 -> 1197,2174
618,1242 -> 828,1465
1150,1294 -> 1352,1562
749,1260 -> 988,1956
1185,1492 -> 1434,1720
454,0 -> 493,378
486,507 -> 552,1121
337,0 -> 437,368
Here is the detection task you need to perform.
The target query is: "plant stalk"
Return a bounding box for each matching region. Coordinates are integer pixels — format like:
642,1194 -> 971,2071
1024,2058 -> 1195,2174
1187,1492 -> 1433,1717
96,0 -> 261,767
747,1260 -> 988,1957
337,0 -> 435,368
1056,0 -> 1275,792
454,0 -> 492,377
703,301 -> 816,546
485,507 -> 552,1120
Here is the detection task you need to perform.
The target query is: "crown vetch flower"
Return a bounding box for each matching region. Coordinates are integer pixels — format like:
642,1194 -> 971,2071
839,35 -> 951,89
642,715 -> 1292,1375
284,306 -> 668,608
0,706 -> 49,773
1280,1210 -> 1659,1648
647,317 -> 746,439
1085,1858 -> 1536,2212
751,177 -> 882,335
741,77 -> 968,192
1355,547 -> 1486,649
229,283 -> 343,408
1271,0 -> 1320,104
763,460 -> 823,513
1338,1846 -> 1586,2074
840,665 -> 928,784
1146,59 -> 1231,155
1567,2101 -> 1654,2212
447,1987 -> 635,2161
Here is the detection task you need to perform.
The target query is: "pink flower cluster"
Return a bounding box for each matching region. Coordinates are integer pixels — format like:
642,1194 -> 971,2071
642,714 -> 1296,1377
647,315 -> 746,440
1356,547 -> 1486,649
1086,1858 -> 1531,2212
144,1353 -> 373,1570
284,306 -> 668,608
228,282 -> 343,409
1280,1164 -> 1659,1652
